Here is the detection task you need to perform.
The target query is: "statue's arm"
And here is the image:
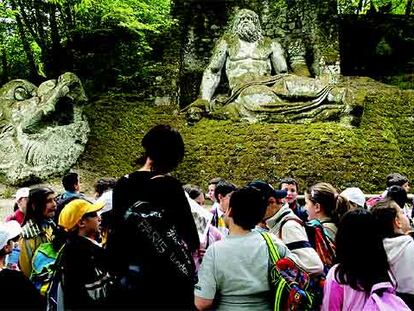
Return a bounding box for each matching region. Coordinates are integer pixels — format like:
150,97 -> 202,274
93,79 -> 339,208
270,40 -> 288,74
200,38 -> 228,102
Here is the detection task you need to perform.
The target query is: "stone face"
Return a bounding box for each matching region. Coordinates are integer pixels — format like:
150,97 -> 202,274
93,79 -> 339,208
0,72 -> 89,185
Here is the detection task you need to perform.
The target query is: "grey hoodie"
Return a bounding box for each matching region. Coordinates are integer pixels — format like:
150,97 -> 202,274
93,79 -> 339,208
383,235 -> 414,294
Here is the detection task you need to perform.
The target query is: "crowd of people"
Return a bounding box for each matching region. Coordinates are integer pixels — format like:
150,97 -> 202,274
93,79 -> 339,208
0,124 -> 413,310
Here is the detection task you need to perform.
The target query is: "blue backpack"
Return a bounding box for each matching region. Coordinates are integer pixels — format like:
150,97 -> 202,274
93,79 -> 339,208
30,243 -> 60,296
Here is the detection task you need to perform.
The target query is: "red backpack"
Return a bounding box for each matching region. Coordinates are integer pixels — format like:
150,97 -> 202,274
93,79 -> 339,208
279,218 -> 336,274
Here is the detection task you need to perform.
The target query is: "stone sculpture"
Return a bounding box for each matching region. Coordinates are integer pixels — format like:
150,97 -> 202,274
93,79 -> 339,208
188,9 -> 361,124
0,72 -> 89,184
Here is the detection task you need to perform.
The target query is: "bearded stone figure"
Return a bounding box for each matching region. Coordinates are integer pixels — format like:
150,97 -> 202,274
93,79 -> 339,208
0,72 -> 89,184
188,9 -> 361,124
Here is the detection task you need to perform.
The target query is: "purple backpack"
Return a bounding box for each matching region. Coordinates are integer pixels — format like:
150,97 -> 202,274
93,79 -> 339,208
363,282 -> 410,311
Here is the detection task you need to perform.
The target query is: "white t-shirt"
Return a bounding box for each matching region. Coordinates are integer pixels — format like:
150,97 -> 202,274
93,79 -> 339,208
195,230 -> 291,311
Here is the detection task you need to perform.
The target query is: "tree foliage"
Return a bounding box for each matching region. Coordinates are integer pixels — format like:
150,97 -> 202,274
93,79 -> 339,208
0,0 -> 173,84
1,0 -> 412,88
338,0 -> 413,15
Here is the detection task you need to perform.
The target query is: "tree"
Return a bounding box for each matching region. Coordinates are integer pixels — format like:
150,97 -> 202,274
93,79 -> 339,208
338,0 -> 413,14
1,0 -> 173,82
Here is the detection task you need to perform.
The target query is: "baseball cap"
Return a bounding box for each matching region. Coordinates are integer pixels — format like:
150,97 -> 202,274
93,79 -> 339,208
0,220 -> 22,249
341,187 -> 366,208
59,199 -> 104,231
14,187 -> 30,201
248,180 -> 287,200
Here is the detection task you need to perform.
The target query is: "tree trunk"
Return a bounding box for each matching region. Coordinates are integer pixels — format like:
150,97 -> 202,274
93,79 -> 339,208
33,0 -> 47,45
10,0 -> 40,82
0,45 -> 9,84
46,4 -> 64,76
406,0 -> 413,15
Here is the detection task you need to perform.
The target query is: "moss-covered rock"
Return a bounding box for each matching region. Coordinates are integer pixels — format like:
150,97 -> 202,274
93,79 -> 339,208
75,78 -> 414,193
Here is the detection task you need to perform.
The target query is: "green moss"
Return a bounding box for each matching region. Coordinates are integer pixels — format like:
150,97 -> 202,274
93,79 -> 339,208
76,80 -> 414,194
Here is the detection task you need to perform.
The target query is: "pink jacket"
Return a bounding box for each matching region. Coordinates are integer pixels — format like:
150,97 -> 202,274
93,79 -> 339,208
322,264 -> 368,310
322,264 -> 409,310
193,225 -> 222,272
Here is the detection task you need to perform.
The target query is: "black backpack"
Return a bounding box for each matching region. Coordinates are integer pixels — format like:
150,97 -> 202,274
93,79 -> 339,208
109,199 -> 196,305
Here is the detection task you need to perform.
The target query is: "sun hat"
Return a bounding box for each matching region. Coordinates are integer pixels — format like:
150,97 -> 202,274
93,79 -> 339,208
341,187 -> 366,208
59,199 -> 104,231
0,220 -> 22,249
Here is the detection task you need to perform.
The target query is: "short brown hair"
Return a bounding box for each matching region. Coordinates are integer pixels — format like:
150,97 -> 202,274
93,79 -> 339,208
371,198 -> 400,238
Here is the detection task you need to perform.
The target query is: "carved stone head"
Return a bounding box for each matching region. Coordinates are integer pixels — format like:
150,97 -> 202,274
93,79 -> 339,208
0,72 -> 89,185
232,9 -> 263,43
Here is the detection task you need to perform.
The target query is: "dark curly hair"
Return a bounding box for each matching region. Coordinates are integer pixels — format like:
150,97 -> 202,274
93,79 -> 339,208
24,187 -> 55,226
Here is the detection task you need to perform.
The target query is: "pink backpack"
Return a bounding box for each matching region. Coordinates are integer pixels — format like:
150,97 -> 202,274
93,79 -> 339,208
366,196 -> 383,209
363,282 -> 410,311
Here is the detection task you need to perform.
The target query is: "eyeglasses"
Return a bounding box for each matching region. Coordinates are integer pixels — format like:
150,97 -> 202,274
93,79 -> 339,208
83,211 -> 98,218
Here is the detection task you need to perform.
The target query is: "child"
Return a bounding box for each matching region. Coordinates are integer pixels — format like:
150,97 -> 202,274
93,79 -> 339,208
0,220 -> 44,309
58,199 -> 111,309
322,209 -> 407,310
372,198 -> 414,308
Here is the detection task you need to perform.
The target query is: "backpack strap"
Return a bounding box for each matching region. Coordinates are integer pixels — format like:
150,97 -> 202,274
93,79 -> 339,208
285,240 -> 313,250
260,232 -> 281,262
272,210 -> 292,228
279,217 -> 312,250
278,216 -> 303,238
211,208 -> 219,228
316,220 -> 336,244
260,232 -> 287,311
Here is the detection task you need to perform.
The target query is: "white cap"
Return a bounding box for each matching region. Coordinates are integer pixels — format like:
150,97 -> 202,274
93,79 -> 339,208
341,187 -> 366,208
0,220 -> 22,249
14,187 -> 30,201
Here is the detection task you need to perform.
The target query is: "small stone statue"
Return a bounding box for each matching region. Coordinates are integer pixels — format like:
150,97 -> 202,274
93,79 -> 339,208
188,9 -> 357,124
0,72 -> 89,184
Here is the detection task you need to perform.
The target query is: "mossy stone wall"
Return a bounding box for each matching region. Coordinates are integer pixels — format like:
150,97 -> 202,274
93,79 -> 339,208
77,78 -> 414,193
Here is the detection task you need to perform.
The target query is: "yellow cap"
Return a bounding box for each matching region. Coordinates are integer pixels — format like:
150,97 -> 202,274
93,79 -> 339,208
58,199 -> 104,231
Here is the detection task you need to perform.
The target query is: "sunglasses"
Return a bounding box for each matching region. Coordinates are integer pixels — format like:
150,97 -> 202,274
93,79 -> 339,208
83,211 -> 98,219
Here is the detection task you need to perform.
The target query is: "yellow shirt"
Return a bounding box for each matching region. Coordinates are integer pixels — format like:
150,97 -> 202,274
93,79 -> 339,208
19,220 -> 54,277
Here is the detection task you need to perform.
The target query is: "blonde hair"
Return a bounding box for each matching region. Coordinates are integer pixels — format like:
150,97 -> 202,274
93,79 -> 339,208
306,182 -> 351,224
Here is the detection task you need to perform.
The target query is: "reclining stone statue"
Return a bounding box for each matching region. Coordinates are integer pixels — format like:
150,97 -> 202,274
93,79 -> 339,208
0,72 -> 89,184
187,9 -> 360,124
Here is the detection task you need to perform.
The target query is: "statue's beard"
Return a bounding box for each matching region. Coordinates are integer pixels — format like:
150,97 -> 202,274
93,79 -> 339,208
236,22 -> 262,42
